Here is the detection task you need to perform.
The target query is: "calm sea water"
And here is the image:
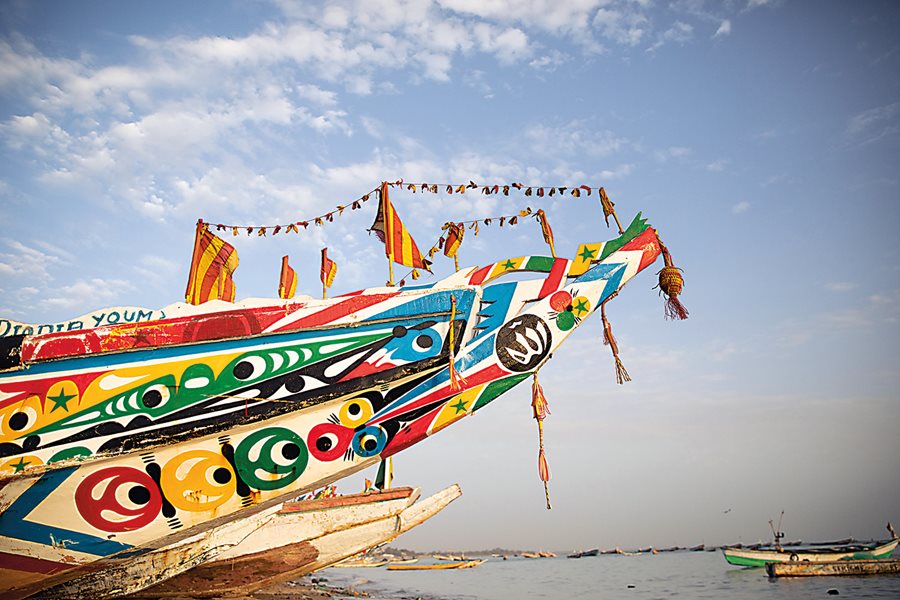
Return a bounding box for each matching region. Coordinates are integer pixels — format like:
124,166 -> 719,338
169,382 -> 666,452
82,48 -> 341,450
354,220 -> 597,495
321,551 -> 900,599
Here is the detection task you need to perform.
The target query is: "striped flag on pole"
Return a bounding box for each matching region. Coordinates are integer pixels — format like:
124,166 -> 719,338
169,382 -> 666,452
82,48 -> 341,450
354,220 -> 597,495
278,255 -> 297,299
369,182 -> 431,270
320,247 -> 337,290
185,220 -> 239,305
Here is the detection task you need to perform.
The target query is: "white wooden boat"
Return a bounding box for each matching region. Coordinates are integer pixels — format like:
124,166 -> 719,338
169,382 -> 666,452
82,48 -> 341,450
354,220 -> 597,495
14,485 -> 457,599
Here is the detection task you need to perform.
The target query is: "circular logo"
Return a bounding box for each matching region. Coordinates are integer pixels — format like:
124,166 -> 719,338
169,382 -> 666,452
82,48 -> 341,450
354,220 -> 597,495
495,315 -> 552,372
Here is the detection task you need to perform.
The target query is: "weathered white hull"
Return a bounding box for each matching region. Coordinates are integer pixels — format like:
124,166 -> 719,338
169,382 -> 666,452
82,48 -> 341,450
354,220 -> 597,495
14,486 -> 432,599
133,483 -> 462,598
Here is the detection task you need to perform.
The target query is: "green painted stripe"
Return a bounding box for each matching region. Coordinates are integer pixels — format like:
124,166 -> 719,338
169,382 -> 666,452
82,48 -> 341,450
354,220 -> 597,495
524,256 -> 555,271
598,212 -> 649,260
473,373 -> 530,412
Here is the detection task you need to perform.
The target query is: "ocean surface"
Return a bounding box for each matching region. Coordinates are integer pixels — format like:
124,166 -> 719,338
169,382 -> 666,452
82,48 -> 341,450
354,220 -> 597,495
321,551 -> 900,599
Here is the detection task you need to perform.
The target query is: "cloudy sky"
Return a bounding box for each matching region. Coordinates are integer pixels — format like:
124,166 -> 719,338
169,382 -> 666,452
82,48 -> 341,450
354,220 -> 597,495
1,0 -> 899,551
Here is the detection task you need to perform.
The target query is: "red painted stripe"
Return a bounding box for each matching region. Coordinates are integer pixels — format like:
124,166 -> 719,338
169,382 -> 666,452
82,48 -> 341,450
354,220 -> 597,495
0,551 -> 73,574
620,227 -> 661,272
468,265 -> 492,286
273,292 -> 399,331
20,305 -> 305,363
537,258 -> 568,299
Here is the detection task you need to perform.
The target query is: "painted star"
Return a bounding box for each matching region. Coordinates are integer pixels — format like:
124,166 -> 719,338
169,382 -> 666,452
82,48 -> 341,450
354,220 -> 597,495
10,457 -> 30,473
501,259 -> 516,270
130,330 -> 153,347
578,246 -> 597,262
573,298 -> 590,316
48,387 -> 76,413
450,399 -> 468,414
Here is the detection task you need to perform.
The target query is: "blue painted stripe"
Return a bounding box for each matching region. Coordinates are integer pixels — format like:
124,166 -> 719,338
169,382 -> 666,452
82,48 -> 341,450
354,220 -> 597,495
0,467 -> 132,556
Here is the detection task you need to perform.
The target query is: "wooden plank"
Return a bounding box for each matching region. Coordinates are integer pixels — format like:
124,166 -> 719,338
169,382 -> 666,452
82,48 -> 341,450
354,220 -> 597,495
278,487 -> 415,513
767,559 -> 900,578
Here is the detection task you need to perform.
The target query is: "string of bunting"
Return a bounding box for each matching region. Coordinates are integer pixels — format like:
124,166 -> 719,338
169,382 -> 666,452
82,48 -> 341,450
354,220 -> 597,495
202,179 -> 621,237
393,206 -> 541,286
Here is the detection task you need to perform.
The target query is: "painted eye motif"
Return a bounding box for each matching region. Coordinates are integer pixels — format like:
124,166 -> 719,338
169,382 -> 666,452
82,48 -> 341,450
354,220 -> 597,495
140,384 -> 171,409
232,356 -> 267,381
351,425 -> 388,458
308,422 -> 354,462
269,375 -> 328,400
338,398 -> 374,428
234,427 -> 309,491
5,405 -> 38,434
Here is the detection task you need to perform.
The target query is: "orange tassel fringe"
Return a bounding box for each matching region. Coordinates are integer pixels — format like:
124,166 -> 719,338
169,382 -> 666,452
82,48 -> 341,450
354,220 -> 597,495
448,295 -> 466,390
601,302 -> 631,384
532,372 -> 552,510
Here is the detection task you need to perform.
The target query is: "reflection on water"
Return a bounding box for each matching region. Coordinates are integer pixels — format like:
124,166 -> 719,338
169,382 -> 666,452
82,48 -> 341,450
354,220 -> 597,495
322,551 -> 900,600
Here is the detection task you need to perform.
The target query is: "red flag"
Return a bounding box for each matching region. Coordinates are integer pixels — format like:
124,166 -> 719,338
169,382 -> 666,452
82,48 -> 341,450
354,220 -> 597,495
320,247 -> 337,288
278,255 -> 297,299
442,222 -> 464,258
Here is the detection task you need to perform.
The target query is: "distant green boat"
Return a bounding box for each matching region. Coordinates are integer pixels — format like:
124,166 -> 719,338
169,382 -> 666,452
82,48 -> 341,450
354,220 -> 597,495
723,538 -> 899,568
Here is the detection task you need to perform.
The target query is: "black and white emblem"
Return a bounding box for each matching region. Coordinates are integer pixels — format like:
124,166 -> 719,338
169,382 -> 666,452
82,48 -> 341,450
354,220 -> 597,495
495,314 -> 552,372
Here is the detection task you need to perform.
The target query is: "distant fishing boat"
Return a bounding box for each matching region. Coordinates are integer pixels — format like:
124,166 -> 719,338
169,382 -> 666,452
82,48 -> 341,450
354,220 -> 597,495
723,538 -> 899,568
723,519 -> 899,568
766,558 -> 900,578
387,559 -> 485,571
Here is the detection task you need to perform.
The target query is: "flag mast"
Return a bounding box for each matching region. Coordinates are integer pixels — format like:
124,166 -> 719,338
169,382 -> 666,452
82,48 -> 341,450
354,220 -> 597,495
382,182 -> 395,286
184,219 -> 204,302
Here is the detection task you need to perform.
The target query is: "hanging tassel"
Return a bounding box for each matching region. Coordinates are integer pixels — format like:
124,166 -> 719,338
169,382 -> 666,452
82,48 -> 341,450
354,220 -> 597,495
531,372 -> 552,510
598,187 -> 624,234
655,238 -> 689,320
448,295 -> 466,390
601,301 -> 631,384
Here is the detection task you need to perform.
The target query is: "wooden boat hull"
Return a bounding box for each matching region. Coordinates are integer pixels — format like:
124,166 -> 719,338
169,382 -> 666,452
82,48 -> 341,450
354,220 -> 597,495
387,559 -> 484,571
6,486 -> 432,599
132,484 -> 461,598
723,539 -> 899,568
1,215 -> 663,591
766,558 -> 900,578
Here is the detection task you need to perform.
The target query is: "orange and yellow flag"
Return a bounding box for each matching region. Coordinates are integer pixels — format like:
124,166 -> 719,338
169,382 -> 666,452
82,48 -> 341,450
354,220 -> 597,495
535,209 -> 556,258
278,255 -> 297,299
442,222 -> 464,258
320,247 -> 337,289
185,220 -> 239,305
369,182 -> 431,270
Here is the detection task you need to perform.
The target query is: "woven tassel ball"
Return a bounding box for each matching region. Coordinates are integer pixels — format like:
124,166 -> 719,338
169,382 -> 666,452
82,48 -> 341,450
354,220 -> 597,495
658,265 -> 684,297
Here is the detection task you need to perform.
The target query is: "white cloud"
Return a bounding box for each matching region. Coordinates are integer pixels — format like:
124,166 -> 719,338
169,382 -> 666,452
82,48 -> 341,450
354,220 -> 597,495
593,7 -> 649,46
845,102 -> 900,146
39,277 -> 134,311
646,21 -> 693,52
655,146 -> 691,161
706,159 -> 728,172
713,20 -> 731,38
731,201 -> 750,214
825,282 -> 857,293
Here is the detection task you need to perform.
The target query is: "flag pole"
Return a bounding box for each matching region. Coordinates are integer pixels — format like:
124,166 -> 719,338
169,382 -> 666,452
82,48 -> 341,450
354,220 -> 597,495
184,219 -> 204,302
382,182 -> 394,286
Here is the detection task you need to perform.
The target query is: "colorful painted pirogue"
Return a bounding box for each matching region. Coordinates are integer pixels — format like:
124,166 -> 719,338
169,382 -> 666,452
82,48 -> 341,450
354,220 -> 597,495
0,182 -> 683,596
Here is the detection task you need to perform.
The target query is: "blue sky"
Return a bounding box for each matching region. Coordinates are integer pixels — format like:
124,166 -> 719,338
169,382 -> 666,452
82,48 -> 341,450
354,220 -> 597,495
1,0 -> 898,551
